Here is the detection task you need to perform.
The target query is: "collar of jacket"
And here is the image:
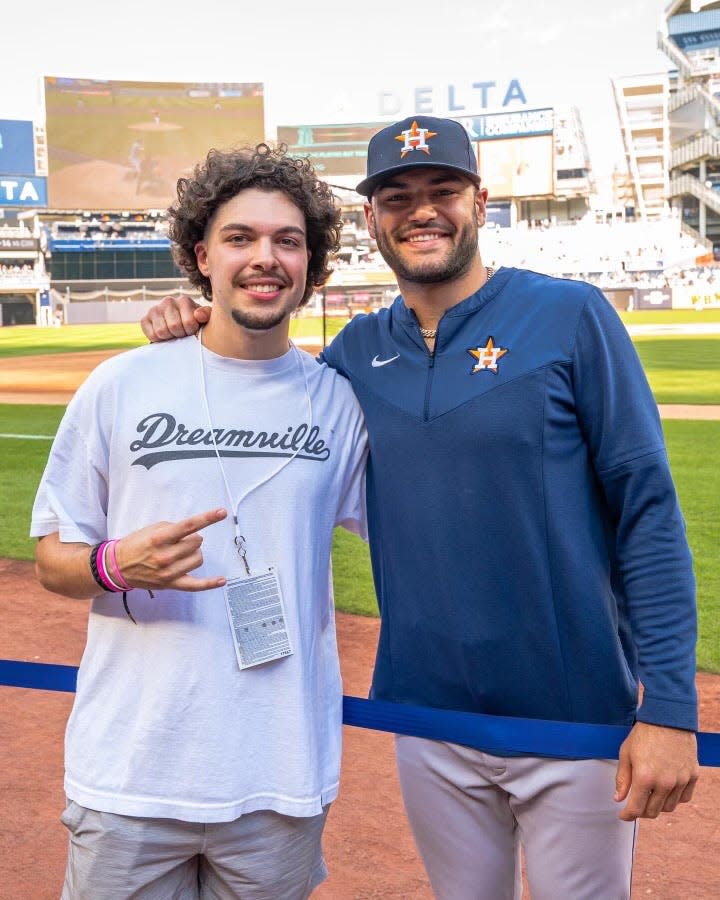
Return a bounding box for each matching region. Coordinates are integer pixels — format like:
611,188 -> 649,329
393,265 -> 513,341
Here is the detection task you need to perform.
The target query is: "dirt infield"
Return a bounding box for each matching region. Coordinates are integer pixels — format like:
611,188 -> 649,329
1,350 -> 720,421
0,346 -> 324,406
1,558 -> 719,899
1,347 -> 719,897
0,350 -> 126,404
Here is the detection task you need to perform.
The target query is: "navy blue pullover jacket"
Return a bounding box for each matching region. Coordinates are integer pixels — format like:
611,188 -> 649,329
321,267 -> 697,731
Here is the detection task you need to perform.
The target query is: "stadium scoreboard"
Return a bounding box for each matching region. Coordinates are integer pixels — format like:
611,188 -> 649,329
278,108 -> 556,200
44,78 -> 265,210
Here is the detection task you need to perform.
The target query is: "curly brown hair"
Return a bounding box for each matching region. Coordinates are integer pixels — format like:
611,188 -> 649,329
167,144 -> 342,304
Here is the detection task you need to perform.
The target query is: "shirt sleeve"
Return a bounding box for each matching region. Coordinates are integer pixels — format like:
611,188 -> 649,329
333,395 -> 368,541
572,289 -> 697,731
30,391 -> 110,546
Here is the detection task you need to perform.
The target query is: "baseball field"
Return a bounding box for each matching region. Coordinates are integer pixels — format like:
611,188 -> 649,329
1,315 -> 719,897
1,315 -> 719,669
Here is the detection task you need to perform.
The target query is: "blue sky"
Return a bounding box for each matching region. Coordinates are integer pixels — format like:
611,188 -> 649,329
2,0 -> 672,177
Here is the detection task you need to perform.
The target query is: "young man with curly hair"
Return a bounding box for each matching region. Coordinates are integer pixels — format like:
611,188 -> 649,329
31,144 -> 368,899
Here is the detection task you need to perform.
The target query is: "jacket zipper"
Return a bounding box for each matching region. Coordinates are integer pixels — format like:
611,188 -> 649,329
423,339 -> 436,422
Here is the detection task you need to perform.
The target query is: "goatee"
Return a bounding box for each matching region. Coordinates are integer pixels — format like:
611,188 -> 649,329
231,308 -> 289,331
375,218 -> 479,284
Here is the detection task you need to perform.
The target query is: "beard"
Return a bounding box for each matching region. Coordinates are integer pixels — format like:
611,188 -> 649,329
227,272 -> 305,332
230,306 -> 293,332
374,211 -> 479,285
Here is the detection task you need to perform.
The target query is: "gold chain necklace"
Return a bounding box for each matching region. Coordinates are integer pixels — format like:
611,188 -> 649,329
419,267 -> 495,339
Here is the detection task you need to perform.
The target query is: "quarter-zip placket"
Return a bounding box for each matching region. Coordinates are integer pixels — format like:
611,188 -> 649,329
423,328 -> 438,422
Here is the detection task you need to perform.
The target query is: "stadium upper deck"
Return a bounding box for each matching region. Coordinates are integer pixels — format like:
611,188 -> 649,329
658,1 -> 720,248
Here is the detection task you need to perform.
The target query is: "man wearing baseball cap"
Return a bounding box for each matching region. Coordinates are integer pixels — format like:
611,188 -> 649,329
142,116 -> 699,899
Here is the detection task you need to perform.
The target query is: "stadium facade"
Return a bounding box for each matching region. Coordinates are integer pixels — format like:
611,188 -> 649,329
659,0 -> 720,252
5,9 -> 720,326
613,72 -> 669,222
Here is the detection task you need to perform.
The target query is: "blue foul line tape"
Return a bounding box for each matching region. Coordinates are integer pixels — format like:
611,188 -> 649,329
2,660 -> 718,766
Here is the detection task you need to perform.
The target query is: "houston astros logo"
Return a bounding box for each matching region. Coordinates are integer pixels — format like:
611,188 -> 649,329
395,120 -> 437,158
467,337 -> 509,374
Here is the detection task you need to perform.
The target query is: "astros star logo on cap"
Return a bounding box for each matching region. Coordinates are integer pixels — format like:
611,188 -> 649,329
395,120 -> 438,158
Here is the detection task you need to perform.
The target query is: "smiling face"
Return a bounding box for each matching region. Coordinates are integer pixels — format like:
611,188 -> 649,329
366,168 -> 487,286
195,187 -> 310,357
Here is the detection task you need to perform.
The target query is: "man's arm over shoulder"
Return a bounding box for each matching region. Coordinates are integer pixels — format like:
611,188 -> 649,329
140,294 -> 209,342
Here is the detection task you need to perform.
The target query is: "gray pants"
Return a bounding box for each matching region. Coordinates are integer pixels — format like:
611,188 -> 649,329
60,800 -> 329,899
395,736 -> 636,900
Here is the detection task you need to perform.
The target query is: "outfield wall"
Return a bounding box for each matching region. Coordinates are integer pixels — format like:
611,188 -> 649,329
54,285 -> 720,325
61,300 -> 156,324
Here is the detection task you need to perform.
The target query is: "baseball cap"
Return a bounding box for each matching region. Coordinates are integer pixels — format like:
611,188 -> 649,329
356,115 -> 480,198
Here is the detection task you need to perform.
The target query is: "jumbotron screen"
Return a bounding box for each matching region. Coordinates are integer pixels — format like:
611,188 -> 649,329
276,123 -> 383,177
477,135 -> 554,199
44,78 -> 265,210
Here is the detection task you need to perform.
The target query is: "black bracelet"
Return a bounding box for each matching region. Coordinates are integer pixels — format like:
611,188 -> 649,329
89,543 -> 107,592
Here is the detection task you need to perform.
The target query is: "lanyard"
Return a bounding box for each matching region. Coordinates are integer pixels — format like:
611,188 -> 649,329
197,327 -> 312,574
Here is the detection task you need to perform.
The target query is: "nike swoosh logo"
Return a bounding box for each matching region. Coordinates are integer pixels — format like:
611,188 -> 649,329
371,354 -> 400,368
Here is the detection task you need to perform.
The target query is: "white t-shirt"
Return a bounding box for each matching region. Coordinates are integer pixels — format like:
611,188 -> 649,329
31,336 -> 368,823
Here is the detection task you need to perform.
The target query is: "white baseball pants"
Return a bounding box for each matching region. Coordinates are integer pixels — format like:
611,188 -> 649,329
395,735 -> 636,900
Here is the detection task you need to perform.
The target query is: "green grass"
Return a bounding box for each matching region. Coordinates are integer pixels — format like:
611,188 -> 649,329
0,404 -> 65,436
290,316 -> 348,340
0,324 -> 146,358
0,319 -> 347,358
0,306 -> 716,358
663,420 -> 720,674
0,405 -> 57,558
331,528 -> 376,617
633,337 -> 720,404
2,404 -> 716,672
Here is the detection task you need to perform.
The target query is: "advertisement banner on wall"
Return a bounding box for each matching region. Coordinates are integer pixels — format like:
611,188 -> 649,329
462,108 -> 553,141
0,175 -> 47,207
0,120 -> 37,176
477,134 -> 554,199
632,287 -> 672,310
277,123 -> 384,177
0,237 -> 40,250
671,283 -> 720,309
